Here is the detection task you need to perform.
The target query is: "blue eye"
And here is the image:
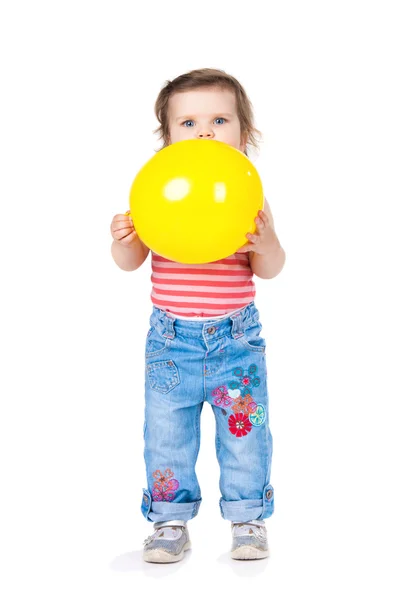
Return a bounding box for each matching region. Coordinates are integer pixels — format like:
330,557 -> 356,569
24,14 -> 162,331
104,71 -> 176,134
183,120 -> 195,127
214,117 -> 226,125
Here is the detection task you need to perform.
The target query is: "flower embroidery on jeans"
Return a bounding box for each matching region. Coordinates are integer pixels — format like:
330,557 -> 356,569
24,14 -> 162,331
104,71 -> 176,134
151,468 -> 180,502
229,364 -> 260,396
228,412 -> 253,437
232,393 -> 258,416
212,385 -> 233,408
249,404 -> 266,426
213,364 -> 265,437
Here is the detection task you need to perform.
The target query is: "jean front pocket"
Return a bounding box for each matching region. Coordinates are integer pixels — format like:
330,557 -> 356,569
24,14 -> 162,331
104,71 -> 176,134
145,326 -> 171,358
239,320 -> 266,353
146,360 -> 180,394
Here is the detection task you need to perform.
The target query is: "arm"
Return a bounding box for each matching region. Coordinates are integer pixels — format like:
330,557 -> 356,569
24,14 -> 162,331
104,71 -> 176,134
110,212 -> 150,271
238,197 -> 286,279
249,244 -> 286,279
111,237 -> 150,271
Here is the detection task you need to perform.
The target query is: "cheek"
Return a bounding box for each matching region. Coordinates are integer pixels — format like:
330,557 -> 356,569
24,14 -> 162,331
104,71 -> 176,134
169,126 -> 192,143
221,134 -> 242,151
218,126 -> 242,148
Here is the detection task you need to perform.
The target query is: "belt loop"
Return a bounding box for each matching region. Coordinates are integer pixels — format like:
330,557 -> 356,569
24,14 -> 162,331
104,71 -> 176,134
230,312 -> 244,339
162,313 -> 176,339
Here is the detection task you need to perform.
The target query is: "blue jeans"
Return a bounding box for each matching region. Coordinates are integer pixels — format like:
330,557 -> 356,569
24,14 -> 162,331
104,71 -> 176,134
140,301 -> 274,523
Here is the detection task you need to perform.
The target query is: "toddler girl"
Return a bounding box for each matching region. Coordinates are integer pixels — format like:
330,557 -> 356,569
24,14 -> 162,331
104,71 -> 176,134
110,68 -> 286,562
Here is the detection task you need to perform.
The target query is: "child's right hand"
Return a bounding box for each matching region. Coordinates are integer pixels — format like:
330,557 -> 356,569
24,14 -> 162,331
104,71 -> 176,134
110,213 -> 139,248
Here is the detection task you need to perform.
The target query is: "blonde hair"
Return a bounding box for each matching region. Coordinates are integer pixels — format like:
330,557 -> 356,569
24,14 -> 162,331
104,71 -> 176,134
154,68 -> 261,155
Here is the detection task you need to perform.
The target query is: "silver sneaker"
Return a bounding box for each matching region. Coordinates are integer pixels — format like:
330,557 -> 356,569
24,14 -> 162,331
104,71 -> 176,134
231,520 -> 269,560
143,520 -> 191,563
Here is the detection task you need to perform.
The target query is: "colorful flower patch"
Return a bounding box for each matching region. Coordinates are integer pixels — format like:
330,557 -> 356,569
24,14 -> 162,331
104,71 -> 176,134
232,393 -> 257,416
229,364 -> 260,396
151,468 -> 180,502
249,404 -> 266,426
213,363 -> 267,438
228,412 -> 252,437
212,385 -> 233,408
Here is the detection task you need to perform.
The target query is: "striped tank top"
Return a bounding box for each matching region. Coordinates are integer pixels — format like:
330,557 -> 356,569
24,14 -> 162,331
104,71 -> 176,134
150,251 -> 256,318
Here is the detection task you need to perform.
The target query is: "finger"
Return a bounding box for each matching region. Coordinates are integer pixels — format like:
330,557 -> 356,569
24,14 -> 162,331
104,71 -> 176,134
113,226 -> 135,240
254,216 -> 265,230
119,231 -> 138,245
246,232 -> 260,243
112,216 -> 134,230
113,212 -> 133,220
112,216 -> 134,226
236,242 -> 256,253
113,223 -> 135,234
259,210 -> 269,226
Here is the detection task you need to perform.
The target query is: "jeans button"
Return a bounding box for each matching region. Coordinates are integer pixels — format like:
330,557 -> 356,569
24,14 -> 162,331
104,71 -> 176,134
207,326 -> 216,334
265,489 -> 273,500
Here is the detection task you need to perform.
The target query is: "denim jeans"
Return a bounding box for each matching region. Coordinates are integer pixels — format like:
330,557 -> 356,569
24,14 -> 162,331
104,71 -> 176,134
140,301 -> 274,523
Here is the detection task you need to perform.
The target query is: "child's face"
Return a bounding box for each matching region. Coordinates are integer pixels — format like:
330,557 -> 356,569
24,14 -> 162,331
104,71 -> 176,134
167,87 -> 246,152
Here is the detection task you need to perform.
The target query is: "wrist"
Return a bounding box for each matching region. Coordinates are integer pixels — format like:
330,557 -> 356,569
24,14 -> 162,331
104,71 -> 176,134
250,241 -> 285,279
257,236 -> 281,258
111,236 -> 149,271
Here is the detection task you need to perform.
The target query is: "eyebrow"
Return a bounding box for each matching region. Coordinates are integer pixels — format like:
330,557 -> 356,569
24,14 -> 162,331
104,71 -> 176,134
175,113 -> 234,122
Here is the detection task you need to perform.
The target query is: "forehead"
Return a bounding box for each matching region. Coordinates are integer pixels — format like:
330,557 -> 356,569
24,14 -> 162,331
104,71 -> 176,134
168,87 -> 237,119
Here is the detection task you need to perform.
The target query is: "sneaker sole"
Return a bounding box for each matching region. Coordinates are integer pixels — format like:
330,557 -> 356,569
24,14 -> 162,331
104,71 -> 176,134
143,541 -> 191,563
231,545 -> 269,560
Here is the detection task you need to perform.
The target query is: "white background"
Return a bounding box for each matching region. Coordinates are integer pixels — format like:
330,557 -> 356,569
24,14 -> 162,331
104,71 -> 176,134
1,0 -> 399,598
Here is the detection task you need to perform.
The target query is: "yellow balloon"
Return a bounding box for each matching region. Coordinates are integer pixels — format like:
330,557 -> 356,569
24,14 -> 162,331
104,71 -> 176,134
129,139 -> 263,263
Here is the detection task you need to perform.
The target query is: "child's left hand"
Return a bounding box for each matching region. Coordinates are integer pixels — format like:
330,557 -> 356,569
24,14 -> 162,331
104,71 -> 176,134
236,210 -> 279,255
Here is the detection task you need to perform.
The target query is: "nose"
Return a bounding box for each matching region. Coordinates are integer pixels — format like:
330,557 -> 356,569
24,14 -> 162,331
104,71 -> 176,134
197,128 -> 215,139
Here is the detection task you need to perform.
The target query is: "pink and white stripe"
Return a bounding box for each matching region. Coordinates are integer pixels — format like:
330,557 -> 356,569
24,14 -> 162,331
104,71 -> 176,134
150,252 -> 256,317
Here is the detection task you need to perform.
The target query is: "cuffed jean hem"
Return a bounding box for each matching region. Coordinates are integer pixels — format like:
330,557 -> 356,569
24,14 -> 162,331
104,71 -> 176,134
219,484 -> 274,521
141,488 -> 202,522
